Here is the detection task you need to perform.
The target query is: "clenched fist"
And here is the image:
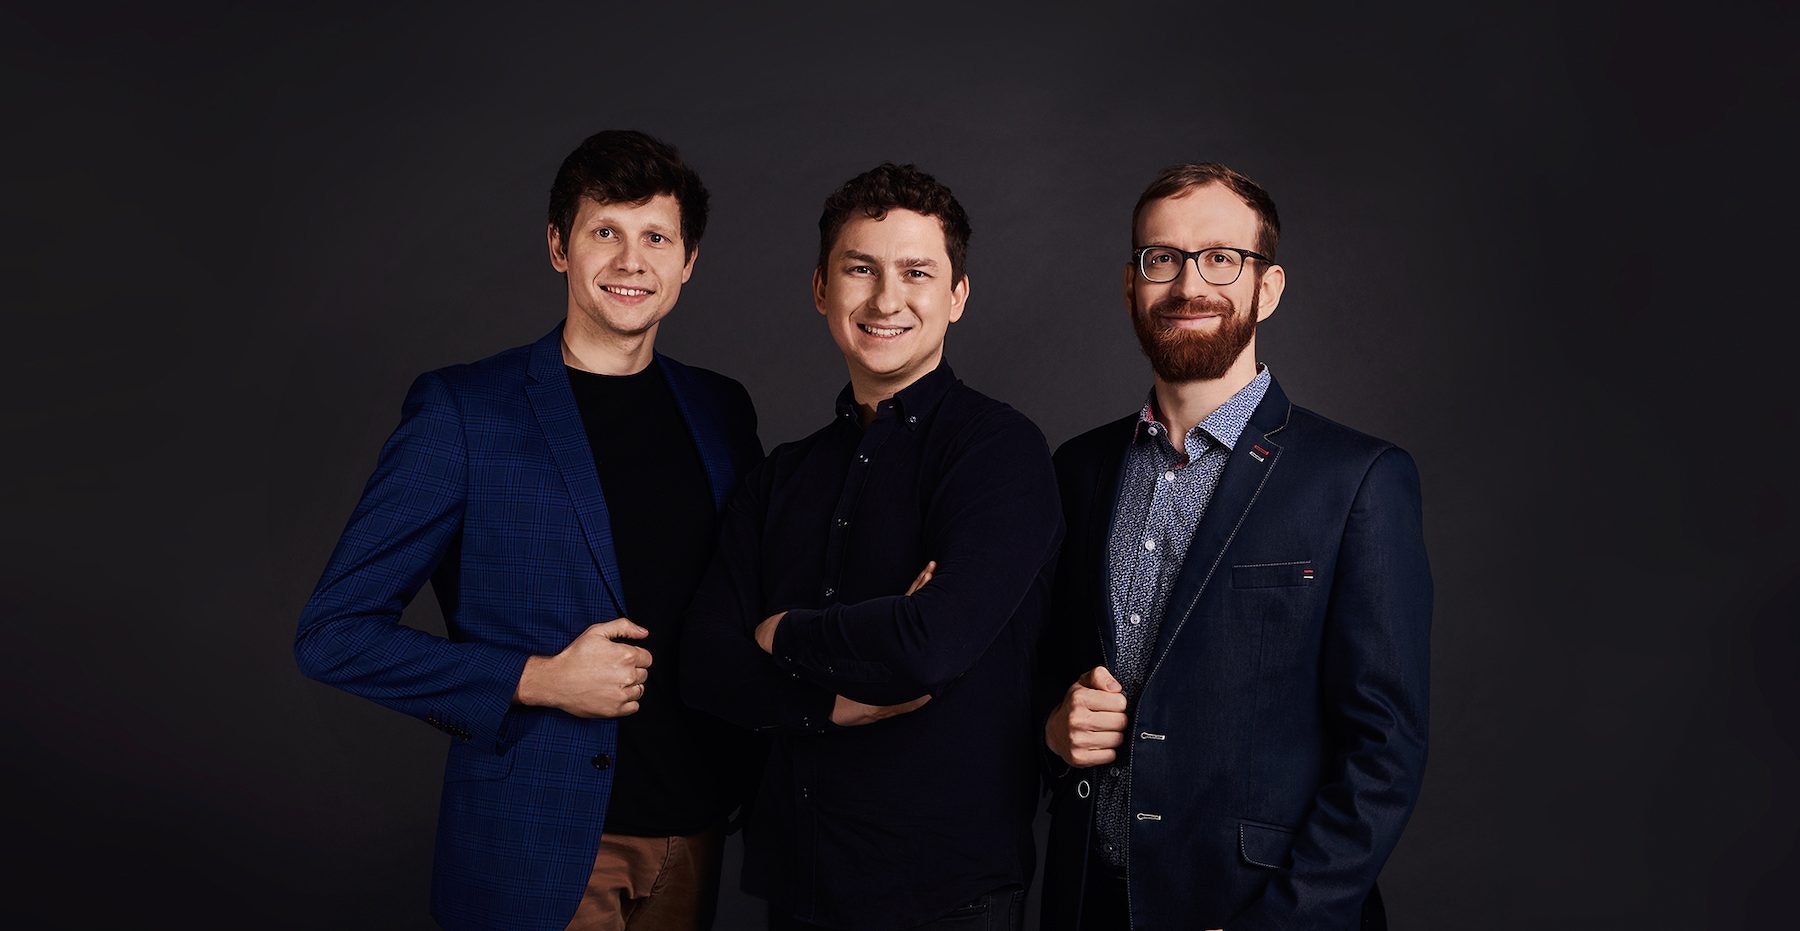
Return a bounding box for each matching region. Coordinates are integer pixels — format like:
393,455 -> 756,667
515,617 -> 654,719
1045,666 -> 1130,768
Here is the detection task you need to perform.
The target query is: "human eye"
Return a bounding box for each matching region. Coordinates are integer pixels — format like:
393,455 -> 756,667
1203,249 -> 1236,265
846,264 -> 874,276
647,232 -> 668,245
593,226 -> 615,240
1146,248 -> 1177,267
905,268 -> 931,279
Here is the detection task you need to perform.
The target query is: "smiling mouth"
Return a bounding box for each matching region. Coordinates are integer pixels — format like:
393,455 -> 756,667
602,285 -> 654,297
857,323 -> 911,338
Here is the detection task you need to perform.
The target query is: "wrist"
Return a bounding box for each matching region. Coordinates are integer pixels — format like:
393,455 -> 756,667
515,655 -> 553,707
754,612 -> 786,654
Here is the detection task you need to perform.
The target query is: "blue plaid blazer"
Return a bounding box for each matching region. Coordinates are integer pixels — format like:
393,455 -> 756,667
296,323 -> 762,930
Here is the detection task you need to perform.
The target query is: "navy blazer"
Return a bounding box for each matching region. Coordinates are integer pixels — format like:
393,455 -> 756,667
295,324 -> 762,931
1038,376 -> 1431,931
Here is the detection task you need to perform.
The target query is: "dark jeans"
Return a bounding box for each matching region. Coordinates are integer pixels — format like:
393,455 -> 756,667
1077,849 -> 1129,931
768,886 -> 1025,931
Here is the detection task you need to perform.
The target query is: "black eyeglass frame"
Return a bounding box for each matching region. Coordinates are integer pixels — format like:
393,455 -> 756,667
1131,245 -> 1272,285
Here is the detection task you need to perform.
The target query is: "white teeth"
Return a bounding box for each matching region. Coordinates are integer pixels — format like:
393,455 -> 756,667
859,324 -> 907,337
604,286 -> 649,296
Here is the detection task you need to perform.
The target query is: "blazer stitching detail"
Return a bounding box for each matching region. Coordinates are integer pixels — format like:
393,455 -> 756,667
1238,823 -> 1289,869
1264,398 -> 1295,438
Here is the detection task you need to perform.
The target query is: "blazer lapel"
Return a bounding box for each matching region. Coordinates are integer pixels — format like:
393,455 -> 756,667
524,324 -> 629,614
1147,377 -> 1294,670
656,353 -> 736,511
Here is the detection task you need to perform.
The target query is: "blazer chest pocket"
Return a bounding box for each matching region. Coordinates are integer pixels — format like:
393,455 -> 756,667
1239,819 -> 1295,869
1231,560 -> 1313,589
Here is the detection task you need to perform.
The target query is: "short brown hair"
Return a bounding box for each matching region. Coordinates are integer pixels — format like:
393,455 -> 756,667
818,163 -> 972,283
1132,162 -> 1280,259
547,130 -> 708,260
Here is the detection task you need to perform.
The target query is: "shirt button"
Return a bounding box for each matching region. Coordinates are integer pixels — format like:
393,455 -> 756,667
1164,470 -> 1176,482
1129,613 -> 1141,625
1108,765 -> 1121,778
907,415 -> 918,424
1143,538 -> 1156,551
857,454 -> 869,463
824,587 -> 835,598
835,517 -> 850,528
591,754 -> 611,770
1147,424 -> 1160,436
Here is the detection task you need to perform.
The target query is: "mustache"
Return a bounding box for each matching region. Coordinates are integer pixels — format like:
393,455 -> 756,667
1146,294 -> 1235,319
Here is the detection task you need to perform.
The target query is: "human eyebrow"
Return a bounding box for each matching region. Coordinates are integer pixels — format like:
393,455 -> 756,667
841,250 -> 881,265
896,257 -> 939,269
1138,240 -> 1236,251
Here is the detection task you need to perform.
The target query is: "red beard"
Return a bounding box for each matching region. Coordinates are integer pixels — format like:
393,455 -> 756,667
1132,290 -> 1259,382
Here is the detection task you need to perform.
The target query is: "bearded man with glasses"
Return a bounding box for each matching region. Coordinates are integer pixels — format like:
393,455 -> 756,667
1038,163 -> 1432,930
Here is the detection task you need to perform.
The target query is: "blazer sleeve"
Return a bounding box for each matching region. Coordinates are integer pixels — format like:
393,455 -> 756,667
293,371 -> 531,748
770,412 -> 1065,706
1033,441 -> 1103,781
1230,446 -> 1433,930
679,456 -> 838,733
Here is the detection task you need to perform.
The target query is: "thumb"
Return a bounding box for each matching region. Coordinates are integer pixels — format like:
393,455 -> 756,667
1092,665 -> 1123,692
593,617 -> 650,640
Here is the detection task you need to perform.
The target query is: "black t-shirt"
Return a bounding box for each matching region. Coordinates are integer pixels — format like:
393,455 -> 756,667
566,360 -> 735,836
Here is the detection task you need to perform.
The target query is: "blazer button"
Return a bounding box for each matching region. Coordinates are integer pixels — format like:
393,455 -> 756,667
591,753 -> 611,770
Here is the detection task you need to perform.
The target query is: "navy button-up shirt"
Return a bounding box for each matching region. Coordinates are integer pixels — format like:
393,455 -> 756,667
681,360 -> 1064,930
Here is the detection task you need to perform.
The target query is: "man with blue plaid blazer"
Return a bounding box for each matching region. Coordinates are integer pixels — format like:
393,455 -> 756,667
296,131 -> 764,931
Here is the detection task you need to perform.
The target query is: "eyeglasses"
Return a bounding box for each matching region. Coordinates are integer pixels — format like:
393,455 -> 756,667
1132,245 -> 1270,285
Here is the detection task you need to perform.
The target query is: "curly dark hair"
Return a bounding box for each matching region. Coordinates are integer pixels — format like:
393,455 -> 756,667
817,163 -> 971,282
1132,162 -> 1280,259
547,130 -> 708,259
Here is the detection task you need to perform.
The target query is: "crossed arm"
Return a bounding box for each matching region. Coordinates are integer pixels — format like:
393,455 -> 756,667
682,415 -> 1062,729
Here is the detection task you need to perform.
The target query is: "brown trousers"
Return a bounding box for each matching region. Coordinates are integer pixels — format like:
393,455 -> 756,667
564,828 -> 725,931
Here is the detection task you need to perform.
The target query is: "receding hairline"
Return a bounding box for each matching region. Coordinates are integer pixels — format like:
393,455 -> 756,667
1132,181 -> 1260,237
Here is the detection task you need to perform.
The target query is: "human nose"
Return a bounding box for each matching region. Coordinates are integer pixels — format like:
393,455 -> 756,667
1171,254 -> 1212,297
615,238 -> 646,273
870,273 -> 906,315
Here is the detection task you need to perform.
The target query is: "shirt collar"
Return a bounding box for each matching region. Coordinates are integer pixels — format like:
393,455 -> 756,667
1133,364 -> 1272,452
833,357 -> 958,430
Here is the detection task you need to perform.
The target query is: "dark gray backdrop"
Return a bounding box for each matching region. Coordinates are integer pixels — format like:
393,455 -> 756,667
5,2 -> 1795,927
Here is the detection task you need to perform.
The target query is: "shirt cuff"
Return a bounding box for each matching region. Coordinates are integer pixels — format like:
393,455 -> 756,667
769,607 -> 823,674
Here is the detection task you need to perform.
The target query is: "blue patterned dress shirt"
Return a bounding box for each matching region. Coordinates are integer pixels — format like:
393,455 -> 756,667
1093,366 -> 1271,867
